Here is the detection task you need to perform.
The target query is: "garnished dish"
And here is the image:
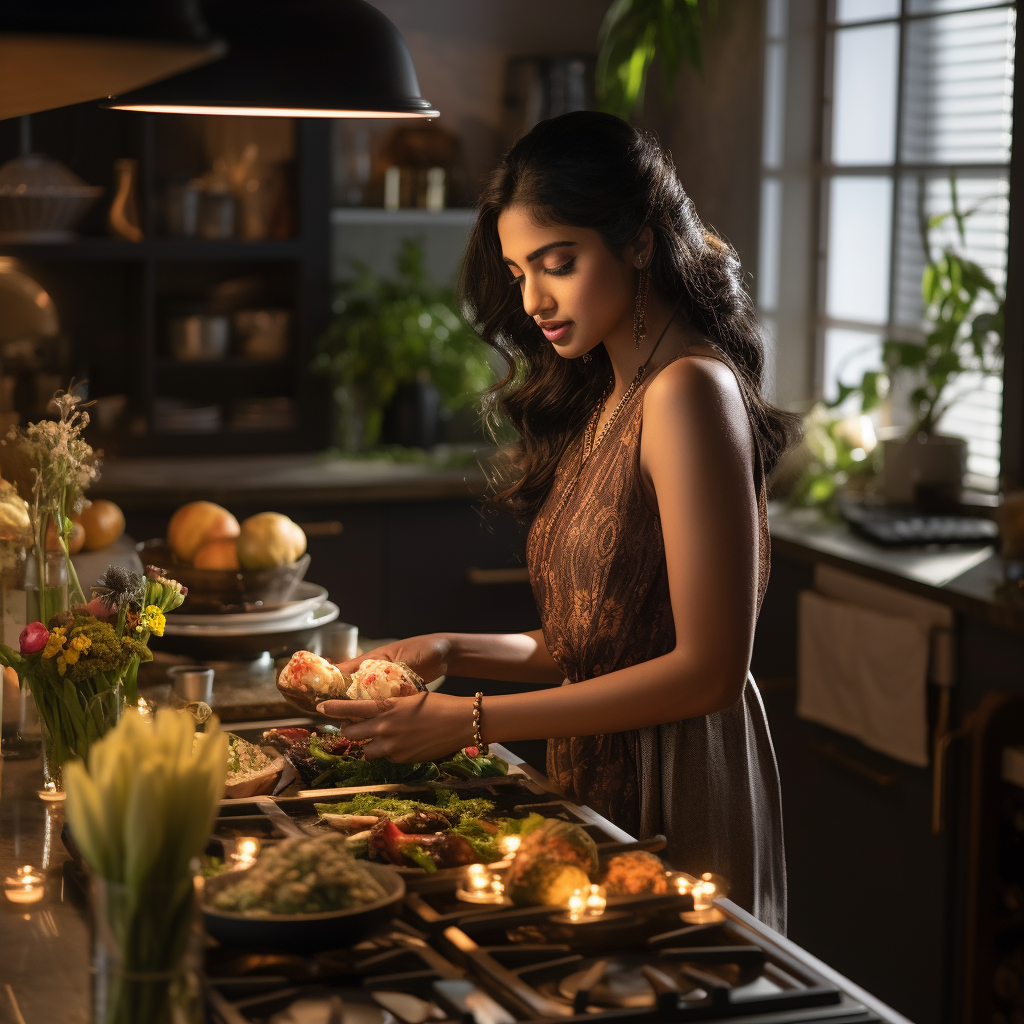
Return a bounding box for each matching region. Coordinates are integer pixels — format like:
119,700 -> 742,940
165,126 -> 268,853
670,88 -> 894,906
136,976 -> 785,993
202,833 -> 405,952
223,733 -> 286,799
313,789 -> 545,873
210,833 -> 387,915
275,649 -> 425,713
263,724 -> 508,788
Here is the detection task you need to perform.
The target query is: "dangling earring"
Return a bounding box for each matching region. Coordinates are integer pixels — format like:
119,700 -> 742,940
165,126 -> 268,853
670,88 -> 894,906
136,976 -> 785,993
633,257 -> 651,350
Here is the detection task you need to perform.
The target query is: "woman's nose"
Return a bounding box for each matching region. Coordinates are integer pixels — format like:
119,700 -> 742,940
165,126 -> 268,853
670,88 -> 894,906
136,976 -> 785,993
521,275 -> 553,318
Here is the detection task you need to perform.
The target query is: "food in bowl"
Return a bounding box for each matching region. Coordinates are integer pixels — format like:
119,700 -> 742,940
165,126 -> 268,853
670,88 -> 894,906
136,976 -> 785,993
167,501 -> 240,562
209,833 -> 388,915
237,511 -> 307,570
345,659 -> 425,700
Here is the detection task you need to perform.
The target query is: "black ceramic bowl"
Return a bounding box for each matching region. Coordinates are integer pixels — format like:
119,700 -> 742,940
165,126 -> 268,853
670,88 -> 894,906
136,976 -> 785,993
202,861 -> 405,953
138,539 -> 311,615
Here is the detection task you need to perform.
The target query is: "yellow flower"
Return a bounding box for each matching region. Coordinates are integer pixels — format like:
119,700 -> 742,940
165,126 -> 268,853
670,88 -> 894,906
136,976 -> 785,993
42,627 -> 67,660
69,634 -> 92,653
138,605 -> 166,637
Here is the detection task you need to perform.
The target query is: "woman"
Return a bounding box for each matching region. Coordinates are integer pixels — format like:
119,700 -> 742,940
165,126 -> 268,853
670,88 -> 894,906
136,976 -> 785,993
318,111 -> 797,932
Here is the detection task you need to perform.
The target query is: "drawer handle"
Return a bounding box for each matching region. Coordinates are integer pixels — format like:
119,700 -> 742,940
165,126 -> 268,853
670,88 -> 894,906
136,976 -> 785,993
809,741 -> 899,788
466,567 -> 530,585
297,521 -> 343,537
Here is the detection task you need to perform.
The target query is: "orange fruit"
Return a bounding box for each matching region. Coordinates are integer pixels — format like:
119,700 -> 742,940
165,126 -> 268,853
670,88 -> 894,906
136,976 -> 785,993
45,514 -> 85,554
79,499 -> 125,551
193,538 -> 240,570
167,501 -> 240,562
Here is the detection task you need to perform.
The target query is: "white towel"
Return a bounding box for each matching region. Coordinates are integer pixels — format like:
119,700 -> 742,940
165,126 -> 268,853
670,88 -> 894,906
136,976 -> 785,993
797,589 -> 930,767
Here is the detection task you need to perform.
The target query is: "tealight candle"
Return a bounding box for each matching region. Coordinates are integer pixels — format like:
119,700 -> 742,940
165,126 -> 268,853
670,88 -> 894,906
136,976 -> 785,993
499,834 -> 521,858
585,883 -> 607,917
567,888 -> 586,922
456,864 -> 506,904
5,864 -> 44,904
231,837 -> 261,871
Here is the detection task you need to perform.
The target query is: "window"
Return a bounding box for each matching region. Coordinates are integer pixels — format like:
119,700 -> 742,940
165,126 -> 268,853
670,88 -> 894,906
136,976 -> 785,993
759,0 -> 1015,489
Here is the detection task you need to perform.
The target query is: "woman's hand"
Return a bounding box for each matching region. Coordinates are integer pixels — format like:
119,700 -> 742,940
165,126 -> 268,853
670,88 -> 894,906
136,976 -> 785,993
331,633 -> 454,683
316,690 -> 476,763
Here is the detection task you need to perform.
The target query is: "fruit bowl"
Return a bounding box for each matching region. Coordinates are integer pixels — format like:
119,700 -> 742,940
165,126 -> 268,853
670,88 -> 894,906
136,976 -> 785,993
138,539 -> 311,614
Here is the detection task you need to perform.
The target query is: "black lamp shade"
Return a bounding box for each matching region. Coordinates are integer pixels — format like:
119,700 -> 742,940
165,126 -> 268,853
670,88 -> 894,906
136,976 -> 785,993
108,0 -> 438,118
0,1 -> 223,120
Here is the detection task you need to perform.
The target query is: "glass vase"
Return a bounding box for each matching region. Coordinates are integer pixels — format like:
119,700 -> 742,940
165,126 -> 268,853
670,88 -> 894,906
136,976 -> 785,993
36,680 -> 123,799
90,874 -> 203,1024
25,549 -> 67,626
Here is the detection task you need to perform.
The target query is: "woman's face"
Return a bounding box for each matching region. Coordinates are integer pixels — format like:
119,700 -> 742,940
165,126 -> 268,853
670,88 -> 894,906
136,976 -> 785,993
497,205 -> 639,359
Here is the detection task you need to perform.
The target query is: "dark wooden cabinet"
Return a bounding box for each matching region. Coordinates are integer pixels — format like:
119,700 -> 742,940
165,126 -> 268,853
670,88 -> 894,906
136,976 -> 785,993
125,496 -> 539,640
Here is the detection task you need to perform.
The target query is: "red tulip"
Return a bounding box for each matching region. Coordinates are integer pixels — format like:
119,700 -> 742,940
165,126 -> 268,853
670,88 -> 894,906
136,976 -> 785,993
19,622 -> 49,655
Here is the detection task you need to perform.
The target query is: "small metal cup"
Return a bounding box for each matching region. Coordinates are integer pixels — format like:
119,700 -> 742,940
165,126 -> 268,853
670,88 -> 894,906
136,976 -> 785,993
316,623 -> 359,664
168,664 -> 215,705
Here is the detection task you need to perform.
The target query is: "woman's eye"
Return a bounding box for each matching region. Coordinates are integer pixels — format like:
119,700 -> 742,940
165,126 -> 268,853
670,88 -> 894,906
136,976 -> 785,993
547,257 -> 576,276
511,275 -> 525,288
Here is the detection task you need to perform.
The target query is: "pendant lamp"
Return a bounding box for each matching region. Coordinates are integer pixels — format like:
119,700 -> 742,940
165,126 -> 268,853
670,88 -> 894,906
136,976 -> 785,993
0,2 -> 223,121
107,0 -> 438,119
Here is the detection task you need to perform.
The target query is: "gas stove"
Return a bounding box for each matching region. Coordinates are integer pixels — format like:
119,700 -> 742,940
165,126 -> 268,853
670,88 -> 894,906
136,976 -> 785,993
439,896 -> 883,1022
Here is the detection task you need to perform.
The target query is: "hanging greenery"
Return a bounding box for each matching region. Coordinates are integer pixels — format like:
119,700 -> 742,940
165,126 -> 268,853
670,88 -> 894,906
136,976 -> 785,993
596,0 -> 719,121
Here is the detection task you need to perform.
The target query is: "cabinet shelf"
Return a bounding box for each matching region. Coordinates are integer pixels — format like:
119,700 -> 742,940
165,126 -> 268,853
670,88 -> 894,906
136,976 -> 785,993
0,237 -> 303,262
154,357 -> 290,371
330,207 -> 477,227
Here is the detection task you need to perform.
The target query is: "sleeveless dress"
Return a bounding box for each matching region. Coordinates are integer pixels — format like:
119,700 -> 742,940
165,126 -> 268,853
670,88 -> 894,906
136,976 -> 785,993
525,355 -> 787,933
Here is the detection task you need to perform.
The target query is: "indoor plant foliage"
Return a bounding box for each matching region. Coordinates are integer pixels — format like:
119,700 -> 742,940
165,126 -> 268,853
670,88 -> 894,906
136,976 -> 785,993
313,239 -> 493,452
830,183 -> 1004,500
65,707 -> 228,1024
596,0 -> 720,120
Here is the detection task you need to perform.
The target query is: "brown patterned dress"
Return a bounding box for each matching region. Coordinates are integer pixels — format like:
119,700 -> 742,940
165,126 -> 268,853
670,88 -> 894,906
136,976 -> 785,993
526,355 -> 787,933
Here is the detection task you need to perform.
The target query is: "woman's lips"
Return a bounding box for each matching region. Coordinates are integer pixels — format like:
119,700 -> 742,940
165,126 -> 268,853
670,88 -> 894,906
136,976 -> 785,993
538,320 -> 572,342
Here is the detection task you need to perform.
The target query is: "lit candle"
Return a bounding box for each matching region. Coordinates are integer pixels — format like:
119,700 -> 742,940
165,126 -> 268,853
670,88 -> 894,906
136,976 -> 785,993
585,883 -> 607,917
567,888 -> 586,922
498,834 -> 521,858
231,837 -> 261,871
456,864 -> 506,904
5,864 -> 44,904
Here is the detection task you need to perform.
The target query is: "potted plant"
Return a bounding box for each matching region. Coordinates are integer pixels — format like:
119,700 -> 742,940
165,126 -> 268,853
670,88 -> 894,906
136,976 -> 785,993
312,239 -> 493,453
830,179 -> 1004,506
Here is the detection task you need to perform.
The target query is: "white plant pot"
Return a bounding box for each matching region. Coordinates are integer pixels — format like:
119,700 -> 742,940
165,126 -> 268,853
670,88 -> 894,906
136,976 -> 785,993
882,433 -> 967,505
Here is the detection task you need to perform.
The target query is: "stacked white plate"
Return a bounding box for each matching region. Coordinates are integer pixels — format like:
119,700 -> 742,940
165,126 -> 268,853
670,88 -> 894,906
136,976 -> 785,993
164,582 -> 339,637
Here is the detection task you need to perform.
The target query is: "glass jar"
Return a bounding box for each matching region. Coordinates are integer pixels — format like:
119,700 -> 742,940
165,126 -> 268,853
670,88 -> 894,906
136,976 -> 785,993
91,874 -> 203,1024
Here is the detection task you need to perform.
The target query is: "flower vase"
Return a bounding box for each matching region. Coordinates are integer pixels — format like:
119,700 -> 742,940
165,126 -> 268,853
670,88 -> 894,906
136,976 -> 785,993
90,874 -> 203,1024
35,680 -> 123,799
25,549 -> 67,626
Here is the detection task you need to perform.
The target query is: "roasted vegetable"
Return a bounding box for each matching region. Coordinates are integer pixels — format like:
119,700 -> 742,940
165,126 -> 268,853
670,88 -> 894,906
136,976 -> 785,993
367,818 -> 477,871
508,859 -> 592,907
508,818 -> 599,876
601,851 -> 669,896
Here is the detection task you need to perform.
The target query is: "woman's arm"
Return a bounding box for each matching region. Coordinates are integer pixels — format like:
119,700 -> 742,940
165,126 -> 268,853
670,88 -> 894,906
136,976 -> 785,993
323,357 -> 759,762
330,629 -> 565,687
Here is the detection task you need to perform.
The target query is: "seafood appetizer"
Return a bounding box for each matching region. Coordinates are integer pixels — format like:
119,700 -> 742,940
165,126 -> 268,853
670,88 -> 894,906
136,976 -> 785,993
275,651 -> 425,713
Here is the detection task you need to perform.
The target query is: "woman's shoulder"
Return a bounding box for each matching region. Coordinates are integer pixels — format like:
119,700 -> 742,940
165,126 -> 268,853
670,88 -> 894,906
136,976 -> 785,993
643,351 -> 746,420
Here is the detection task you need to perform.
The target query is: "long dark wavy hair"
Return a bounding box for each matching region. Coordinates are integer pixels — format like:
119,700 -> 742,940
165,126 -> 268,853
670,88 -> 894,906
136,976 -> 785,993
460,111 -> 799,521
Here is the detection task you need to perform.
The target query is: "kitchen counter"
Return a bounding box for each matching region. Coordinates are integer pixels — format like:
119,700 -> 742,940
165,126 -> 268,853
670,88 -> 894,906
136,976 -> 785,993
0,740 -> 914,1024
91,450 -> 491,510
769,502 -> 1024,633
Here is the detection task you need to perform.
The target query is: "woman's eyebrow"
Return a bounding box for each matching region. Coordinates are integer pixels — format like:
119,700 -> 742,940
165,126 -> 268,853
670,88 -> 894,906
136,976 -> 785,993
502,240 -> 577,267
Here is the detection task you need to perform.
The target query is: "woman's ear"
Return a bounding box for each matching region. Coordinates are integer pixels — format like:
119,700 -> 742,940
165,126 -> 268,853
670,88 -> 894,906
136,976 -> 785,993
630,227 -> 655,269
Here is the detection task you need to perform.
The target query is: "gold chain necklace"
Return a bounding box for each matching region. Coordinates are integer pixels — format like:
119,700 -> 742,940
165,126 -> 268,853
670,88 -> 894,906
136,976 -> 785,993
580,294 -> 686,463
581,367 -> 645,463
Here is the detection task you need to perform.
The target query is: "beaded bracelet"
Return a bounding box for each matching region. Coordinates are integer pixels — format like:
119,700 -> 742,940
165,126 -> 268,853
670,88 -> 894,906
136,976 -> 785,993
472,691 -> 487,753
